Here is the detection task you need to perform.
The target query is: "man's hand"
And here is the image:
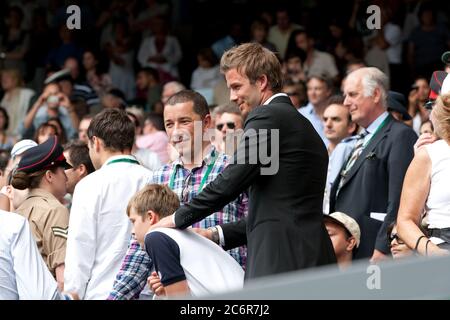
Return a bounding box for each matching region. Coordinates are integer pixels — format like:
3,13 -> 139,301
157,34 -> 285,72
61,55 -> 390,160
58,93 -> 72,110
408,88 -> 419,109
414,133 -> 438,154
190,228 -> 213,241
148,271 -> 166,297
370,249 -> 388,264
149,213 -> 176,231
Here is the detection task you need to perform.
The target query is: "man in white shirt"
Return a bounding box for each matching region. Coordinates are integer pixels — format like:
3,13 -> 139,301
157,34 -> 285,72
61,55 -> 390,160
64,108 -> 153,300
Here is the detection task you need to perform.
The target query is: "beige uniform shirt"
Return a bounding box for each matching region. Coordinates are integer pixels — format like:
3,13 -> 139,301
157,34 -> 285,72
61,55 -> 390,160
15,188 -> 69,276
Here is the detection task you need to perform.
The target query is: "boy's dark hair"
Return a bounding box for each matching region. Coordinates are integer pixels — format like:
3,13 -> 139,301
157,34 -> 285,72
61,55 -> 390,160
63,140 -> 95,174
87,108 -> 135,152
166,90 -> 210,120
127,184 -> 180,220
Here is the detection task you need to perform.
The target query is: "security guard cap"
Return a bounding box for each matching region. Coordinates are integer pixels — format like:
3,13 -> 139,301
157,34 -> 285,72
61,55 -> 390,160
16,136 -> 72,173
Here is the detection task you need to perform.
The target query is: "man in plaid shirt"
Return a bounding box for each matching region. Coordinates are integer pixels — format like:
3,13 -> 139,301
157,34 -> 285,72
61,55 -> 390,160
108,90 -> 247,300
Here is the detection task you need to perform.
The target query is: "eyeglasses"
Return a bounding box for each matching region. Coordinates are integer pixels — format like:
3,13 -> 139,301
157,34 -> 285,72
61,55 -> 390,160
216,122 -> 236,131
389,233 -> 405,245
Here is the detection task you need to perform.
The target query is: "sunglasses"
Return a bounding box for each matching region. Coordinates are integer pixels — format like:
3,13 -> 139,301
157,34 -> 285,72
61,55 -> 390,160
389,233 -> 405,245
216,122 -> 236,131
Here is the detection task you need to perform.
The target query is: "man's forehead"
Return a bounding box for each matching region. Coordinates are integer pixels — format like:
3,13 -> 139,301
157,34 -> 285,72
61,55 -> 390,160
343,75 -> 361,93
324,105 -> 347,118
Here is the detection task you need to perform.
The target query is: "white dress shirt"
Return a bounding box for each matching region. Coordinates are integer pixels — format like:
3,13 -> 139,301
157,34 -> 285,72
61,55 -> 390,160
0,210 -> 59,300
64,155 -> 153,300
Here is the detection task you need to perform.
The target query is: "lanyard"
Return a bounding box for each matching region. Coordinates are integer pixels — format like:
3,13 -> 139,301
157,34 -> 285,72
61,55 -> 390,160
106,158 -> 140,166
168,152 -> 218,192
363,115 -> 391,148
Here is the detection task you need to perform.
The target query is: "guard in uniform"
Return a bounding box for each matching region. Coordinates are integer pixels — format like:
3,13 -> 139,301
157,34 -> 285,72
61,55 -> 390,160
11,136 -> 72,287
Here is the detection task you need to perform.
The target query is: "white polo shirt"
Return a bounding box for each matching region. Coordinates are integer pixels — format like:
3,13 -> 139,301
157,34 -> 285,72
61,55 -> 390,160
145,227 -> 244,297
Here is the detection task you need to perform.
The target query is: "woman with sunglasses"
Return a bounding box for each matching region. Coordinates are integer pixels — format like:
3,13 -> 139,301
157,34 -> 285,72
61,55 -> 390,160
397,94 -> 450,256
387,223 -> 414,259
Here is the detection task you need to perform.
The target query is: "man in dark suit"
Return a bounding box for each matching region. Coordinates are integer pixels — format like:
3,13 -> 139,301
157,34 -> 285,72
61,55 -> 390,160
330,67 -> 418,262
152,43 -> 336,280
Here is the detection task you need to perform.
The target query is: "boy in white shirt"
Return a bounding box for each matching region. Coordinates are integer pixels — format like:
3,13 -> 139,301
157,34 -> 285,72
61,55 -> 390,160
128,184 -> 244,298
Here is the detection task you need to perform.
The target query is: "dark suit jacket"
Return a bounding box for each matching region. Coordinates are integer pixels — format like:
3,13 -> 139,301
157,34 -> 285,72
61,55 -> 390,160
330,115 -> 417,259
174,95 -> 336,279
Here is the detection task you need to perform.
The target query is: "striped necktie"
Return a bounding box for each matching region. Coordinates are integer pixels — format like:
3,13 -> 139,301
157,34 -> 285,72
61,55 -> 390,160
336,130 -> 368,195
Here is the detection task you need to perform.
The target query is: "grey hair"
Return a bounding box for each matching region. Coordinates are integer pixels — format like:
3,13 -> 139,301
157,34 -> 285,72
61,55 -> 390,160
360,67 -> 389,108
164,81 -> 186,93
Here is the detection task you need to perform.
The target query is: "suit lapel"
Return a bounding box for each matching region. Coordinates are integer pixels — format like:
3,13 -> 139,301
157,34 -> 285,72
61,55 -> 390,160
339,115 -> 393,188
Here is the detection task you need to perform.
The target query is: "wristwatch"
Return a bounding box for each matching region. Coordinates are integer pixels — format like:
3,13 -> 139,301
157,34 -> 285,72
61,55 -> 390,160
208,226 -> 220,245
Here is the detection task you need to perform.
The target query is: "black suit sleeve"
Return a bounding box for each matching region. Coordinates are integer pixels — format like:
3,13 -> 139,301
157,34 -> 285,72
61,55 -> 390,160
375,128 -> 417,253
221,218 -> 247,250
174,107 -> 276,230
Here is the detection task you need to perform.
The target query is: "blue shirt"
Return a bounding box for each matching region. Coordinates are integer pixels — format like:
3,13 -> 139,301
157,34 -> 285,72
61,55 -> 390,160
299,102 -> 329,146
324,136 -> 358,213
363,111 -> 389,147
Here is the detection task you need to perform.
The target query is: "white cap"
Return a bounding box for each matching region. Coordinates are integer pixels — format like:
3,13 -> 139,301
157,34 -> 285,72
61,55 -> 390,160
442,73 -> 450,95
11,139 -> 38,159
325,212 -> 361,248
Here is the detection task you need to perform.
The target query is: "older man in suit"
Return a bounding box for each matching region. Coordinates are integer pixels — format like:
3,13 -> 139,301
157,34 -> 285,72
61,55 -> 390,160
330,67 -> 418,262
152,43 -> 336,280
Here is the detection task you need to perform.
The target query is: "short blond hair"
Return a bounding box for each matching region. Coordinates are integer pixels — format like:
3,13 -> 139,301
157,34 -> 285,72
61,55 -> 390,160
432,94 -> 450,141
220,42 -> 283,92
127,184 -> 180,220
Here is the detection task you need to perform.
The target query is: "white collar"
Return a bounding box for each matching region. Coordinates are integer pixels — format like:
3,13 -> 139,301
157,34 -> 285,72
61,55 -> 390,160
263,93 -> 289,105
366,111 -> 389,134
102,154 -> 137,168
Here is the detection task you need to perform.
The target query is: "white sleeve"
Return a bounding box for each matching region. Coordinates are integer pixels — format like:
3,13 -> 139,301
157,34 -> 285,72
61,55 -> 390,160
216,225 -> 226,247
12,216 -> 59,300
64,180 -> 98,299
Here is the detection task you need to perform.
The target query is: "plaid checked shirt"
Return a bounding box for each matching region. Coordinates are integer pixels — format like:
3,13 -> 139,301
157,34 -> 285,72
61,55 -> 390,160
107,147 -> 248,300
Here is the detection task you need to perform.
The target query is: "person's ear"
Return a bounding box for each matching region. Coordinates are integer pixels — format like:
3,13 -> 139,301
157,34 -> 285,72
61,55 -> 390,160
347,122 -> 357,136
257,74 -> 269,92
346,236 -> 357,252
203,113 -> 212,130
92,136 -> 102,152
44,170 -> 53,183
373,87 -> 382,105
148,210 -> 159,224
78,164 -> 88,177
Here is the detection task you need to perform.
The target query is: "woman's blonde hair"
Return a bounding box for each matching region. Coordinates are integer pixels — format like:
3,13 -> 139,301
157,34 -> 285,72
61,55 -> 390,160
432,94 -> 450,141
